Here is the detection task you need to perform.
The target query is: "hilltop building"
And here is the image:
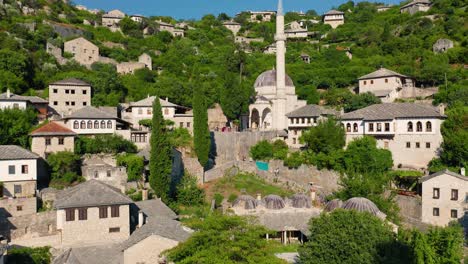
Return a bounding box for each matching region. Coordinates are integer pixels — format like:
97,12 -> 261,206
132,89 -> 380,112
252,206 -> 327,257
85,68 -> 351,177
285,21 -> 309,39
341,103 -> 445,169
116,53 -> 152,74
240,11 -> 276,22
156,21 -> 185,37
223,21 -> 241,35
130,14 -> 145,23
0,90 -> 48,119
433,38 -> 454,53
377,5 -> 393,12
249,0 -> 306,131
30,122 -> 76,158
102,9 -> 125,31
322,10 -> 345,29
64,37 -> 99,66
400,0 -> 431,14
48,78 -> 92,116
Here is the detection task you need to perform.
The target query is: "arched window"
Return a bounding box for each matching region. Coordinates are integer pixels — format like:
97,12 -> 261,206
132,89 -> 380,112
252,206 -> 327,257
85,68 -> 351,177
426,121 -> 432,132
87,121 -> 92,129
94,121 -> 99,129
346,123 -> 351,132
80,121 -> 86,129
407,122 -> 413,132
107,121 -> 112,129
416,121 -> 422,132
101,121 -> 106,129
73,121 -> 79,129
353,123 -> 358,132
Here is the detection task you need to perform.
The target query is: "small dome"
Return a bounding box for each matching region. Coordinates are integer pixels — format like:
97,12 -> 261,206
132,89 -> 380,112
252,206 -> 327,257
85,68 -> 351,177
233,195 -> 258,210
290,193 -> 312,208
342,197 -> 386,219
324,199 -> 343,212
254,70 -> 294,88
263,194 -> 285,210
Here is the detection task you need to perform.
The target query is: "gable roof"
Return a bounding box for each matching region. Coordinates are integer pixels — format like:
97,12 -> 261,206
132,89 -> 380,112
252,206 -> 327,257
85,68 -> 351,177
62,106 -> 118,120
129,96 -> 183,108
134,199 -> 178,220
0,145 -> 40,160
55,180 -> 132,209
50,78 -> 90,86
341,103 -> 445,121
358,68 -> 408,80
286,105 -> 338,118
30,122 -> 76,136
420,169 -> 467,183
324,9 -> 344,15
0,93 -> 48,104
52,244 -> 121,264
401,0 -> 431,9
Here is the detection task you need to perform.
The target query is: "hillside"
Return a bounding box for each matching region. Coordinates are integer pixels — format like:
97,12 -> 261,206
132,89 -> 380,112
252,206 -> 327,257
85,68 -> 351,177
0,0 -> 466,120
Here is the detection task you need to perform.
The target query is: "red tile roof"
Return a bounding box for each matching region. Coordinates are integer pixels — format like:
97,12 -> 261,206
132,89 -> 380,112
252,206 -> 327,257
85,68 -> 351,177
30,122 -> 76,136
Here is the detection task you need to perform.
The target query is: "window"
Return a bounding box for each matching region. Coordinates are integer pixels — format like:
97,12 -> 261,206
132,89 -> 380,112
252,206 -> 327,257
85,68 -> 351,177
426,121 -> 432,132
376,123 -> 382,132
101,121 -> 106,129
107,121 -> 112,129
180,122 -> 184,128
71,90 -> 75,94
54,101 -> 58,106
370,80 -> 374,84
451,210 -> 458,218
407,122 -> 413,132
384,141 -> 389,149
138,108 -> 143,115
71,101 -> 75,106
163,108 -> 168,115
14,184 -> 22,194
83,102 -> 87,106
80,121 -> 86,129
406,142 -> 411,148
451,189 -> 458,201
84,48 -> 87,53
416,142 -> 420,148
78,208 -> 87,220
384,123 -> 390,132
111,205 -> 120,217
433,208 -> 439,216
87,121 -> 92,129
99,206 -> 108,218
353,123 -> 358,132
186,122 -> 191,128
385,78 -> 388,83
369,123 -> 374,132
45,138 -> 51,146
65,89 -> 69,94
53,89 -> 58,93
364,81 -> 367,85
147,109 -> 152,115
9,165 -> 15,174
83,90 -> 87,95
65,209 -> 75,221
294,130 -> 297,136
109,227 -> 120,233
416,122 -> 422,132
74,121 -> 79,129
65,102 -> 70,106
106,170 -> 111,177
433,188 -> 440,199
58,137 -> 64,145
17,206 -> 23,211
94,121 -> 99,129
346,123 -> 351,132
21,165 -> 28,174
426,142 -> 431,148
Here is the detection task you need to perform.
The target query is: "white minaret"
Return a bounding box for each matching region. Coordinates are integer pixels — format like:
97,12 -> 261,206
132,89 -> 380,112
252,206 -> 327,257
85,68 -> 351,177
273,0 -> 288,130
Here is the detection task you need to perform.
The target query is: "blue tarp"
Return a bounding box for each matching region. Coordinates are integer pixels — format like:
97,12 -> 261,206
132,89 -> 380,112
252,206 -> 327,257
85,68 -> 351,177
256,161 -> 269,171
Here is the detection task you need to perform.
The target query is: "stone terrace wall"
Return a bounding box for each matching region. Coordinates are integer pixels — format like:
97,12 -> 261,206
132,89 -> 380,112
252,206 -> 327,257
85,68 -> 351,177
0,211 -> 57,241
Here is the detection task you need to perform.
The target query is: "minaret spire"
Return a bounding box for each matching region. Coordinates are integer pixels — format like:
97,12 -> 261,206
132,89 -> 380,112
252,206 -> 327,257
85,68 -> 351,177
278,0 -> 283,16
275,0 -> 286,97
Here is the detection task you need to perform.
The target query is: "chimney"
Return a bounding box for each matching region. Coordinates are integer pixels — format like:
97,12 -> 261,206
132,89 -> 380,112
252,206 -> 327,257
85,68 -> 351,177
309,182 -> 316,201
141,189 -> 148,201
461,168 -> 466,176
256,193 -> 262,201
6,88 -> 10,98
438,104 -> 445,116
165,97 -> 169,102
138,210 -> 144,228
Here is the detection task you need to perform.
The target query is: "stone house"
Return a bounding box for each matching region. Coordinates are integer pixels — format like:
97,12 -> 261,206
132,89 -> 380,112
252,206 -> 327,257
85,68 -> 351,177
263,43 -> 277,54
433,38 -> 454,53
285,21 -> 308,39
300,53 -> 310,64
55,180 -> 133,246
30,122 -> 76,159
81,155 -> 127,190
0,89 -> 48,119
420,169 -> 467,227
358,67 -> 415,103
61,106 -> 131,135
0,145 -> 43,217
156,21 -> 185,37
64,37 -> 99,66
286,105 -> 339,148
400,0 -> 431,14
138,53 -> 152,70
377,5 -> 392,12
323,10 -> 345,29
130,14 -> 144,23
102,9 -> 125,31
48,78 -> 92,116
223,21 -> 241,35
116,53 -> 152,74
341,103 -> 446,169
207,103 -> 228,131
234,36 -> 264,44
244,11 -> 276,22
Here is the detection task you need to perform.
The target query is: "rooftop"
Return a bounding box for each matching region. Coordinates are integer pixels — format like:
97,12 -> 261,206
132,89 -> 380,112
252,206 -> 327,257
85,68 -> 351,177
341,103 -> 445,121
401,0 -> 431,9
55,180 -> 133,209
358,67 -> 408,80
286,104 -> 338,118
0,92 -> 48,104
324,9 -> 345,15
254,70 -> 294,88
30,122 -> 76,136
50,78 -> 90,86
0,145 -> 40,160
62,106 -> 119,120
129,96 -> 182,108
421,169 -> 467,183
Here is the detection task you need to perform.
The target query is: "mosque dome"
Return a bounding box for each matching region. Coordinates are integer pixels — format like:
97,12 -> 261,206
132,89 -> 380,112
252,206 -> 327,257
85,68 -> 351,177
341,197 -> 386,219
263,194 -> 286,210
233,195 -> 258,210
324,199 -> 343,212
290,193 -> 312,208
254,70 -> 294,88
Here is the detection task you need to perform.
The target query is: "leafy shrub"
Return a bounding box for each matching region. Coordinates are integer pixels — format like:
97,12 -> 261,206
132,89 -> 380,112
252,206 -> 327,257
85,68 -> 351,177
7,246 -> 51,264
117,154 -> 144,182
228,193 -> 238,203
213,193 -> 224,207
176,174 -> 205,206
46,151 -> 81,184
283,151 -> 304,169
250,140 -> 274,161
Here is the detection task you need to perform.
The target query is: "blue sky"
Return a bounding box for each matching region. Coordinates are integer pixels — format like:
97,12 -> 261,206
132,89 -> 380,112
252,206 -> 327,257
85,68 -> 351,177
73,0 -> 402,20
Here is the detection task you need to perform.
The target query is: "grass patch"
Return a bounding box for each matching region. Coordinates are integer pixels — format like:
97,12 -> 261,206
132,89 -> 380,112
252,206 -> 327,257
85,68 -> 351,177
266,240 -> 300,254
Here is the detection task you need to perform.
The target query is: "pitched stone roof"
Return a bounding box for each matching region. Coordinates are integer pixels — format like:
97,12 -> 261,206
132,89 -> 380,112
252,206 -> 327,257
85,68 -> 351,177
134,199 -> 178,220
52,244 -> 122,264
420,169 -> 467,183
55,180 -> 132,209
129,96 -> 182,108
223,21 -> 240,25
62,106 -> 118,120
0,93 -> 48,104
50,78 -> 90,86
341,103 -> 445,121
0,145 -> 40,160
286,105 -> 338,118
324,9 -> 344,15
30,122 -> 76,136
401,0 -> 431,9
358,68 -> 408,80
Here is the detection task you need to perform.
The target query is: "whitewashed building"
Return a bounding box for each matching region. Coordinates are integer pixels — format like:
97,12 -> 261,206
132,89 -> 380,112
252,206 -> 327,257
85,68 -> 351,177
341,103 -> 445,169
130,15 -> 145,23
0,90 -> 48,119
358,68 -> 415,103
223,21 -> 241,35
322,10 -> 345,29
61,106 -> 130,135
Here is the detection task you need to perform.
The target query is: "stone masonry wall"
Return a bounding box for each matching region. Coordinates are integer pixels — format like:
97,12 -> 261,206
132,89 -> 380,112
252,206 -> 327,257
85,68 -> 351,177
0,211 -> 57,241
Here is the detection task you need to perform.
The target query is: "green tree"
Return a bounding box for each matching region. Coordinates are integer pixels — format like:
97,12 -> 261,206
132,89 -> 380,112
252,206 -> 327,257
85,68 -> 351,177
439,103 -> 467,168
300,118 -> 345,155
0,107 -> 37,148
149,97 -> 172,202
342,136 -> 393,175
46,151 -> 81,185
249,140 -> 273,161
7,246 -> 51,264
176,174 -> 205,206
193,85 -> 211,168
117,154 -> 145,182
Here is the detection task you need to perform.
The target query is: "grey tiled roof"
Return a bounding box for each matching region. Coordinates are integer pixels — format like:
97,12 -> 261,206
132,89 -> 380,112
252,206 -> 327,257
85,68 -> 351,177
50,78 -> 90,86
52,244 -> 122,264
401,0 -> 431,9
134,199 -> 178,220
286,105 -> 338,118
341,103 -> 445,121
0,93 -> 48,104
324,9 -> 344,15
62,106 -> 118,120
358,68 -> 407,80
129,96 -> 182,108
420,169 -> 467,183
55,180 -> 132,209
0,145 -> 40,160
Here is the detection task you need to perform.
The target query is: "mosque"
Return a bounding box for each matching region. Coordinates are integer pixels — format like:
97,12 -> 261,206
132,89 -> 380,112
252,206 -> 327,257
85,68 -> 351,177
249,0 -> 307,131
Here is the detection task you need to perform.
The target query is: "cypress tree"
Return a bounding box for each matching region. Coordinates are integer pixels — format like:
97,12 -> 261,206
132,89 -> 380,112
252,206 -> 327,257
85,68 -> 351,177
193,84 -> 211,169
149,97 -> 172,202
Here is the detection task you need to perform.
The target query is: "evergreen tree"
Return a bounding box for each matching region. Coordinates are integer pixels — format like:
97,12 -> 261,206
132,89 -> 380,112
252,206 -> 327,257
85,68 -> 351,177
149,97 -> 172,202
193,84 -> 211,168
